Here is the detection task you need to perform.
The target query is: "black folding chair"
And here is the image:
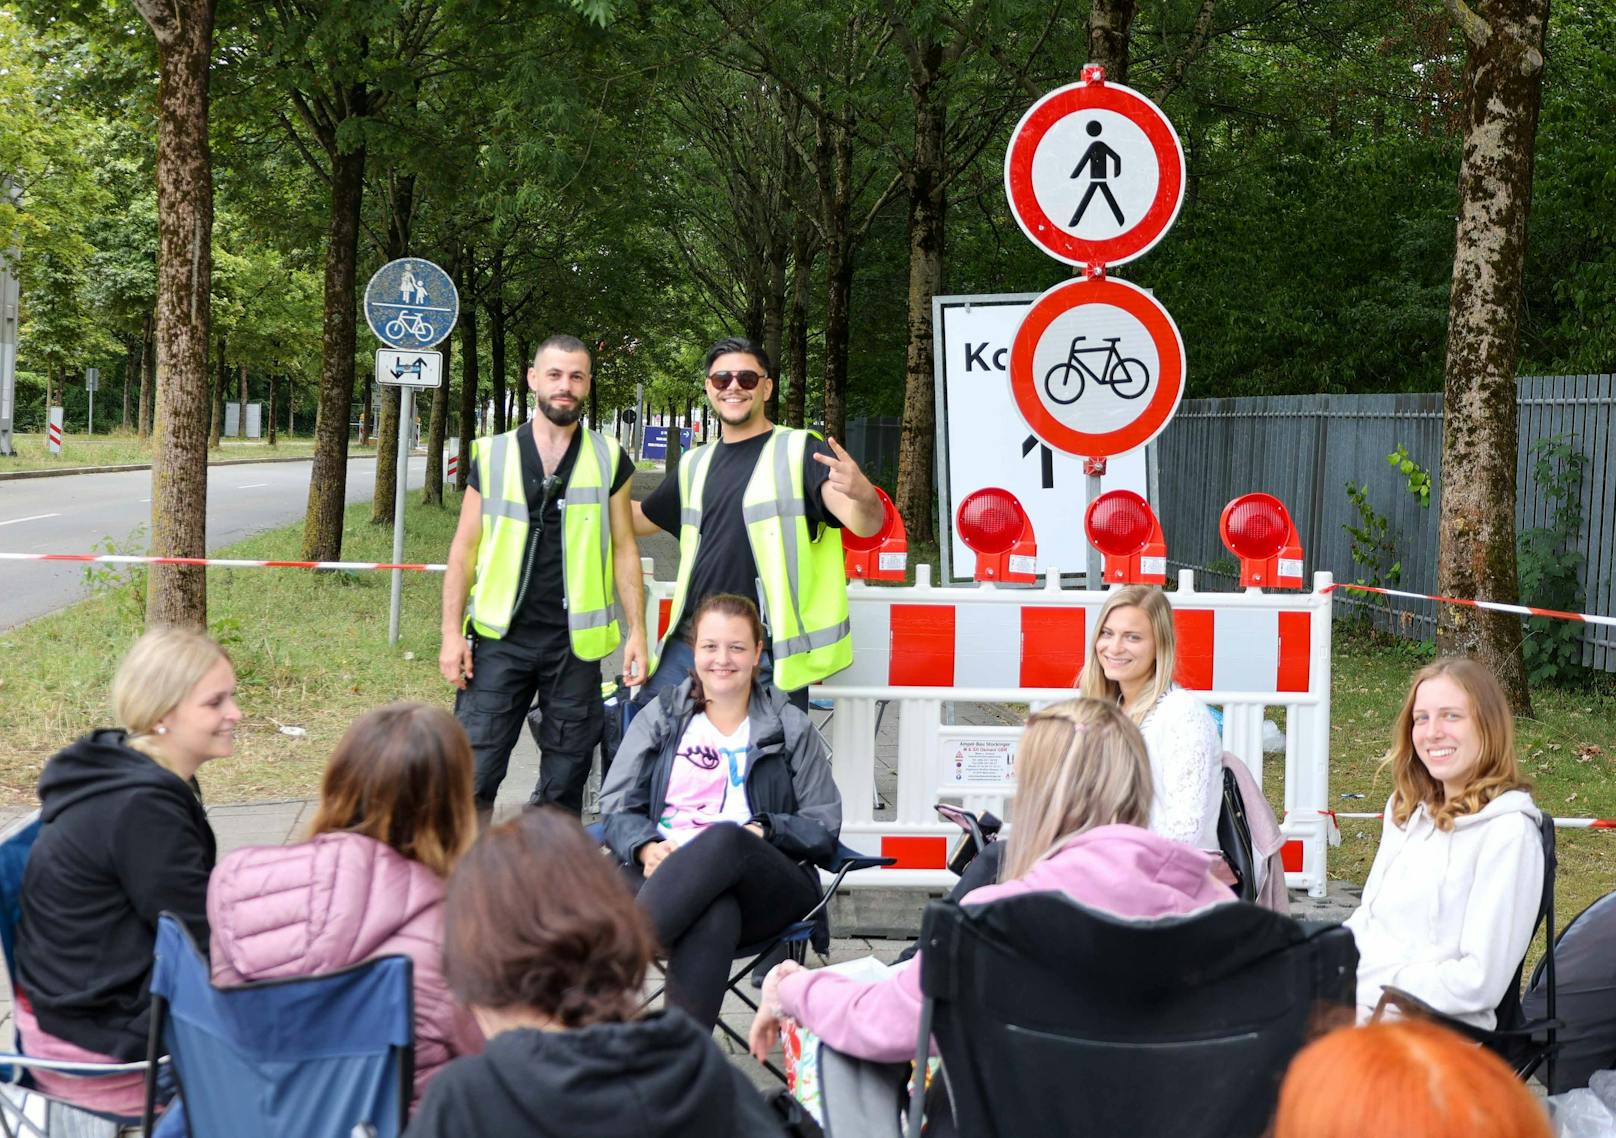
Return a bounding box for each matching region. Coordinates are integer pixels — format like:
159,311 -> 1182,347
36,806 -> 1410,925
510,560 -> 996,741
906,893 -> 1358,1138
1373,811 -> 1559,1085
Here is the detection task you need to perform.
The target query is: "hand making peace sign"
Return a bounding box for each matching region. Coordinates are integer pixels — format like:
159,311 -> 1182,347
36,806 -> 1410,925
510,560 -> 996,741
814,436 -> 887,538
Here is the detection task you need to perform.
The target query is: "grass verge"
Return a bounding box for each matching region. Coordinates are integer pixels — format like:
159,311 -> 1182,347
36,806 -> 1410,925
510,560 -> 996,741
0,491 -> 465,805
0,431 -> 320,473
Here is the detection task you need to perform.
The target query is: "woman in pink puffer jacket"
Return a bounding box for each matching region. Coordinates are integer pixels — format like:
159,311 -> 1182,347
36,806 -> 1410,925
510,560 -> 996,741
208,703 -> 485,1108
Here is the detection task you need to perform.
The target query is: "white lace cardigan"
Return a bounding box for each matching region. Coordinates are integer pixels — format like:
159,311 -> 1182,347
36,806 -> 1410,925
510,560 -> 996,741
1139,685 -> 1224,850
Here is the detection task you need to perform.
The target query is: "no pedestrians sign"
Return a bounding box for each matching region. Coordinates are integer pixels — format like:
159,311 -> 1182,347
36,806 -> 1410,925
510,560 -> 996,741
1004,76 -> 1185,269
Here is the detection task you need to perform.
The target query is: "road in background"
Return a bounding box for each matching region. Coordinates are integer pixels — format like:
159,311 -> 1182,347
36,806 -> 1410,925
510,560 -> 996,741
0,457 -> 423,629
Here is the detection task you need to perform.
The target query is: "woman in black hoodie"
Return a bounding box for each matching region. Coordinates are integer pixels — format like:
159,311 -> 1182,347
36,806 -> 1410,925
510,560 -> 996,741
404,809 -> 786,1138
15,628 -> 237,1117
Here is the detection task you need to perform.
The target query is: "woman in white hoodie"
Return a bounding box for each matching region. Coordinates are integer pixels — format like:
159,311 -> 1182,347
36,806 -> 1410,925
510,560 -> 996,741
1346,657 -> 1544,1027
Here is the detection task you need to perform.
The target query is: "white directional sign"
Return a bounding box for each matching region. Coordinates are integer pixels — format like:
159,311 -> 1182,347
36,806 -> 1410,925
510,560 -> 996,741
1004,75 -> 1185,269
376,349 -> 442,389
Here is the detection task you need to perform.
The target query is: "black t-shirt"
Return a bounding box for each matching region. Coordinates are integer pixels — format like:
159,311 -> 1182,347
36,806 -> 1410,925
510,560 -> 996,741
639,430 -> 840,639
468,427 -> 635,630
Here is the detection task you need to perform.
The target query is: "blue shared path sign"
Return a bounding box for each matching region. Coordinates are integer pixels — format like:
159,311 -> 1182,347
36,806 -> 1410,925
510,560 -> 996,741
364,258 -> 459,349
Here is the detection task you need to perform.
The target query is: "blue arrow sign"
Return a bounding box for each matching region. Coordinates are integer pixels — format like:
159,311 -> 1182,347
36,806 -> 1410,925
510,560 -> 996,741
364,258 -> 459,349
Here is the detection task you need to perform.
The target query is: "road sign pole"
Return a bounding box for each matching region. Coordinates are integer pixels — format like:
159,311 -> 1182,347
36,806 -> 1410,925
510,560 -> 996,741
388,385 -> 415,645
87,391 -> 94,436
1085,470 -> 1104,587
633,382 -> 645,459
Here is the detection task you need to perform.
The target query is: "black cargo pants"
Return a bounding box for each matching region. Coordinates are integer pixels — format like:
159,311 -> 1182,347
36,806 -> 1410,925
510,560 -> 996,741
454,621 -> 603,815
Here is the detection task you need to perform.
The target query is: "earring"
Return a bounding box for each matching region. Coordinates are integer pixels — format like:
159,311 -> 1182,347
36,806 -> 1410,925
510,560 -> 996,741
155,725 -> 168,736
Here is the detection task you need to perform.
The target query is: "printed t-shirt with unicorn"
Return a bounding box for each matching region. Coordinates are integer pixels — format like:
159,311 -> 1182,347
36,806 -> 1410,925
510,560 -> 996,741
659,713 -> 753,845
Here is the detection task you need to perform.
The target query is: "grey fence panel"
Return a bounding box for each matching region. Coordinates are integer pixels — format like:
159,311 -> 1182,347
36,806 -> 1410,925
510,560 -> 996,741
1156,377 -> 1616,672
844,416 -> 903,492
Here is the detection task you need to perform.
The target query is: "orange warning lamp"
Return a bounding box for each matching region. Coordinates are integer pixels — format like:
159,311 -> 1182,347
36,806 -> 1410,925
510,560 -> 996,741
956,488 -> 1037,583
843,487 -> 909,582
1084,490 -> 1167,585
1220,493 -> 1305,589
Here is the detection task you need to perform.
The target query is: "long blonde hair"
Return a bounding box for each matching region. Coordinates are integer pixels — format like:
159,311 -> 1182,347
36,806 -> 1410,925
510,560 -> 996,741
1077,585 -> 1178,725
111,627 -> 231,773
1383,657 -> 1530,832
306,703 -> 478,878
999,698 -> 1153,881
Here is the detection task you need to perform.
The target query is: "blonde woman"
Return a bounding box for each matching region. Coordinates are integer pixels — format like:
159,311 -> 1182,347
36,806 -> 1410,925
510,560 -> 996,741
15,628 -> 239,1116
1346,658 -> 1543,1026
209,703 -> 484,1107
747,698 -> 1232,1065
1079,584 -> 1222,849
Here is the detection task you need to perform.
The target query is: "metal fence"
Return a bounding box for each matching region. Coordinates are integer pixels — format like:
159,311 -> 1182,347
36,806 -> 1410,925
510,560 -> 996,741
1154,375 -> 1616,672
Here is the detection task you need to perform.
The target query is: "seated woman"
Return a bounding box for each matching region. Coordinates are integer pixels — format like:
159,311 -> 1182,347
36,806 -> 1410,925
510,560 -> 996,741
946,584 -> 1225,901
598,593 -> 841,1030
1274,1020 -> 1551,1138
403,809 -> 786,1138
15,628 -> 237,1117
208,702 -> 484,1107
748,697 -> 1233,1066
1346,657 -> 1544,1026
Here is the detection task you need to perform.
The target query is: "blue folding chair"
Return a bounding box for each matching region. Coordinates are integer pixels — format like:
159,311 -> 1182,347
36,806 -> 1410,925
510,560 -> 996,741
140,913 -> 414,1138
0,811 -> 157,1137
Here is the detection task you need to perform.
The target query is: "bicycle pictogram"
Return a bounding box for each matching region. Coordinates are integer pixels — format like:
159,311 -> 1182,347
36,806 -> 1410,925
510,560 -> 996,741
1042,335 -> 1150,405
383,310 -> 436,344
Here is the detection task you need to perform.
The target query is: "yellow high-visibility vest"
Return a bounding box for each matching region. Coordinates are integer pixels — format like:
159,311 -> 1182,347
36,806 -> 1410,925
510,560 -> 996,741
466,426 -> 622,660
652,427 -> 850,689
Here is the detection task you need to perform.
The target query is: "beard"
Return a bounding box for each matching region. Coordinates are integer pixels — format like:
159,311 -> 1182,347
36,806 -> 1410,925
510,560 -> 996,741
537,396 -> 584,427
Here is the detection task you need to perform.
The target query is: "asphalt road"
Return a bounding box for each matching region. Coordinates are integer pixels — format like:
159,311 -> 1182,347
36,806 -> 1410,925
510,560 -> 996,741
0,457 -> 423,630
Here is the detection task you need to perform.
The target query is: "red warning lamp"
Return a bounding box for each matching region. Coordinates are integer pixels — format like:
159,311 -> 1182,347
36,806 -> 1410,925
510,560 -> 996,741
843,487 -> 909,582
1084,490 -> 1167,585
1220,493 -> 1305,589
956,488 -> 1038,583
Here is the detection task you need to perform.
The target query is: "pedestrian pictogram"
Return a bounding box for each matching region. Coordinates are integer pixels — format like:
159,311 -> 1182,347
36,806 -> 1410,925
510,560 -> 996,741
364,258 -> 459,350
1007,275 -> 1184,459
1004,73 -> 1185,268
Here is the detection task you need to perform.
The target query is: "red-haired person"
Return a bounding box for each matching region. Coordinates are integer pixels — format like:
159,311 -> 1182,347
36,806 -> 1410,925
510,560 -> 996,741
402,810 -> 787,1138
1273,1020 -> 1552,1138
1345,658 -> 1544,1025
208,703 -> 484,1108
599,593 -> 842,1030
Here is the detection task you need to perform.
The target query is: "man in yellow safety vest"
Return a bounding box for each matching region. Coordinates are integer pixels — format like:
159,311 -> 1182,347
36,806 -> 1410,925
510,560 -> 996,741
441,335 -> 647,820
632,336 -> 884,709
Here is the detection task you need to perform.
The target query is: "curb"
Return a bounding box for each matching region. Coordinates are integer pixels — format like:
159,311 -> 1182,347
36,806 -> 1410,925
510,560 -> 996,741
0,453 -> 379,483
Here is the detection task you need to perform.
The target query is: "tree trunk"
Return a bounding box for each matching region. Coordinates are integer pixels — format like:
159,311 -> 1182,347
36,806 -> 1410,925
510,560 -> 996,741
665,400 -> 683,472
266,371 -> 277,446
896,45 -> 945,543
488,251 -> 507,434
1434,0 -> 1548,716
786,212 -> 814,429
371,171 -> 414,524
138,0 -> 216,631
763,228 -> 787,423
822,239 -> 853,440
121,338 -> 137,430
1087,0 -> 1137,82
137,313 -> 155,439
209,338 -> 225,449
301,134 -> 366,562
423,316 -> 448,506
457,277 -> 478,491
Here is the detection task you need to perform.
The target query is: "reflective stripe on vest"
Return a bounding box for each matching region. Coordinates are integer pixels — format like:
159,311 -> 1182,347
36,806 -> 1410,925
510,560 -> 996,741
651,428 -> 850,689
465,427 -> 622,660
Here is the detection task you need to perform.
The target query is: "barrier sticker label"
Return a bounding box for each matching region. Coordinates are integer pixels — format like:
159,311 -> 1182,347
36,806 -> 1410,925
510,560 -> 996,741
949,739 -> 1017,784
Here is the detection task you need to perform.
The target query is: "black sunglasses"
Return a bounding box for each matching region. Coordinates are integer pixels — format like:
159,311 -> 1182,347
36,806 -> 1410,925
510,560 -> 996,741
707,369 -> 764,391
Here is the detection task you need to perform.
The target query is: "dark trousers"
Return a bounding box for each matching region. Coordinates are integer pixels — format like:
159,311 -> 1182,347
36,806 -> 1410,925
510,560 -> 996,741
627,823 -> 820,1029
454,623 -> 602,814
640,636 -> 810,713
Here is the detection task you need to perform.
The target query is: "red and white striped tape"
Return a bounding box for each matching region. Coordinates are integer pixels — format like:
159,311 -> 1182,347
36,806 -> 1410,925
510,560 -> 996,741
1333,810 -> 1616,830
0,553 -> 446,572
447,454 -> 458,477
46,423 -> 63,447
1326,583 -> 1616,629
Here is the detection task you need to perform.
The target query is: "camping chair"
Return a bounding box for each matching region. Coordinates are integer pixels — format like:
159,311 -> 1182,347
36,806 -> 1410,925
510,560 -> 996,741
1522,889 -> 1616,1093
905,893 -> 1359,1138
140,913 -> 414,1138
0,811 -> 158,1138
1373,811 -> 1559,1086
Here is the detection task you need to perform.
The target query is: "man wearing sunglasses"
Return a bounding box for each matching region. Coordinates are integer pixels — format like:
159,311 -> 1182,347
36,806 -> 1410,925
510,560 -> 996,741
632,336 -> 885,709
440,334 -> 647,824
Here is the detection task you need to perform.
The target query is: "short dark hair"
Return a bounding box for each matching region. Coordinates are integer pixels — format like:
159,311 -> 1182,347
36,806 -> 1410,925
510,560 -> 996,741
534,335 -> 591,368
703,336 -> 770,376
443,809 -> 657,1027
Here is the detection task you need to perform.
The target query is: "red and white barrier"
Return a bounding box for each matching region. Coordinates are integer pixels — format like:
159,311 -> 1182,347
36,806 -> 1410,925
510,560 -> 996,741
1335,811 -> 1616,830
1325,582 -> 1616,628
0,553 -> 446,572
649,565 -> 1338,896
46,407 -> 63,454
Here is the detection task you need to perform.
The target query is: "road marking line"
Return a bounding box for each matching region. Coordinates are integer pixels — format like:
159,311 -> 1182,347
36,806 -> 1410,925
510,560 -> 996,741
0,513 -> 61,528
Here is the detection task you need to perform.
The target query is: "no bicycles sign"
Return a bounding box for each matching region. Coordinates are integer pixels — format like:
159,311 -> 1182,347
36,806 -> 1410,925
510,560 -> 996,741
1007,275 -> 1184,459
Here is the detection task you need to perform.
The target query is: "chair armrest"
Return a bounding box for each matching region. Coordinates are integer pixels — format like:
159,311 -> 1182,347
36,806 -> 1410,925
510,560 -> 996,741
0,1051 -> 156,1077
1372,988 -> 1515,1048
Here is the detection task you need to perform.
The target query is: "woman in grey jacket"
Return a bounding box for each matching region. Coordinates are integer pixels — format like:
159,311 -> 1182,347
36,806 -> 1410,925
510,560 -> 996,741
599,593 -> 842,1029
